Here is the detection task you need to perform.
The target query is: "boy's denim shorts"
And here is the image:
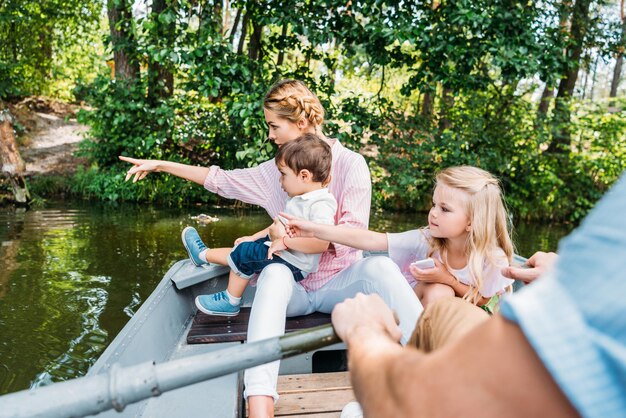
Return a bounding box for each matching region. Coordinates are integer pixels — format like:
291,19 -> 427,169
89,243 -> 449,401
227,237 -> 305,282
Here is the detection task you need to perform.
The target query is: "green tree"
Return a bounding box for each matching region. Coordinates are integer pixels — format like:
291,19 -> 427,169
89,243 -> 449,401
107,0 -> 139,83
0,0 -> 102,99
549,0 -> 594,153
69,0 -> 625,222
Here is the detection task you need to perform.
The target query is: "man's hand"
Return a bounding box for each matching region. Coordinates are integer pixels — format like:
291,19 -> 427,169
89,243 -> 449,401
502,251 -> 558,284
331,293 -> 402,344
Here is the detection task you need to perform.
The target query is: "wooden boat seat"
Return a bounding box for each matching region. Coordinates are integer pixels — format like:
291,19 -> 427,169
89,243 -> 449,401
187,307 -> 332,344
245,371 -> 355,417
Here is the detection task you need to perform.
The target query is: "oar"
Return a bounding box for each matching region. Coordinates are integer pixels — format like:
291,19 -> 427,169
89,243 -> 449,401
0,323 -> 340,418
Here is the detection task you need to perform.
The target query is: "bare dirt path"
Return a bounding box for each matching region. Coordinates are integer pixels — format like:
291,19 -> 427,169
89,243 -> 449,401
13,98 -> 89,176
20,112 -> 88,175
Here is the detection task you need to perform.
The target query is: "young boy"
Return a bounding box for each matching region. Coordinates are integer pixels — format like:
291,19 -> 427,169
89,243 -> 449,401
183,133 -> 337,316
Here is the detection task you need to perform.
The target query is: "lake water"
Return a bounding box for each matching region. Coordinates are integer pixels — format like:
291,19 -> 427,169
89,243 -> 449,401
0,201 -> 572,395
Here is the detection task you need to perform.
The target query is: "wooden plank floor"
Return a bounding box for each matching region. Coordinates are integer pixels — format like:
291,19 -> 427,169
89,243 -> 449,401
188,307 -> 332,344
247,372 -> 355,417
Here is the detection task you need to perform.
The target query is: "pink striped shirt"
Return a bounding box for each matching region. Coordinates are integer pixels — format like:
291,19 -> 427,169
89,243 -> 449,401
203,139 -> 372,291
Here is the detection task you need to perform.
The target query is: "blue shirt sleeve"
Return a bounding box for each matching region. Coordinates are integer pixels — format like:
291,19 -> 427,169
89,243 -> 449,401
500,174 -> 626,418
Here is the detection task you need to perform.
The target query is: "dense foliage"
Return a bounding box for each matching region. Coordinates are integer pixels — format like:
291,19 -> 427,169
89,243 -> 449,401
3,0 -> 626,222
0,0 -> 105,99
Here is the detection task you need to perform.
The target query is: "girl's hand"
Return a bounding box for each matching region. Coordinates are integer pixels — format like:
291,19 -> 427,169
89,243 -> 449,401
267,237 -> 287,259
119,156 -> 161,183
279,212 -> 317,238
234,236 -> 254,246
410,259 -> 456,286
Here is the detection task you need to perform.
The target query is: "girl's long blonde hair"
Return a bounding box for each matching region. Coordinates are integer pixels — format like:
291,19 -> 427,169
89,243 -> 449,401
263,80 -> 325,132
428,166 -> 514,304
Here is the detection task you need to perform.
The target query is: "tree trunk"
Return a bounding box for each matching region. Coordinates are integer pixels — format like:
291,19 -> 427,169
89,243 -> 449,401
588,54 -> 599,100
537,85 -> 554,120
229,8 -> 242,45
248,22 -> 263,61
37,32 -> 54,82
581,64 -> 589,99
438,87 -> 453,131
106,0 -> 139,82
536,1 -> 570,125
9,22 -> 18,61
0,106 -> 30,204
237,13 -> 249,55
147,64 -> 174,103
556,0 -> 590,99
611,55 -> 624,99
276,23 -> 288,67
214,0 -> 223,35
610,1 -> 625,99
421,91 -> 434,119
548,0 -> 592,154
147,0 -> 174,103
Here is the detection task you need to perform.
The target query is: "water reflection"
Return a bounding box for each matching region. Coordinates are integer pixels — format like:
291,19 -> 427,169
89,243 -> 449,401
0,202 -> 271,395
0,202 -> 573,395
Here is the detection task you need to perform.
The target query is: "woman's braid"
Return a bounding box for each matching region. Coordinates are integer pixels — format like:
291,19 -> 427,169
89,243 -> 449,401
264,80 -> 325,128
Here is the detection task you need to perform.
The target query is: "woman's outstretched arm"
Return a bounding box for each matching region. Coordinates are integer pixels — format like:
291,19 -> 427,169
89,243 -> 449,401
119,156 -> 210,186
280,212 -> 388,251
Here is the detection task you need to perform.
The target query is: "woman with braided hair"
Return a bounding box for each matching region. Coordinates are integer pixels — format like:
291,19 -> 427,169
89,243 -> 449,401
120,79 -> 422,417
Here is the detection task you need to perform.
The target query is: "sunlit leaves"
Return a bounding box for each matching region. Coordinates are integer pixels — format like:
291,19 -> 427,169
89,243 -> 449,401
0,0 -> 103,98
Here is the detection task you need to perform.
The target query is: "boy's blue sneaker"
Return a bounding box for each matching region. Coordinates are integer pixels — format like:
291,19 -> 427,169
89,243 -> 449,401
195,292 -> 240,316
182,226 -> 208,266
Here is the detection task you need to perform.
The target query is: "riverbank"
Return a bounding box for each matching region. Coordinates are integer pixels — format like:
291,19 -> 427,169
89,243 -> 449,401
0,97 -> 89,202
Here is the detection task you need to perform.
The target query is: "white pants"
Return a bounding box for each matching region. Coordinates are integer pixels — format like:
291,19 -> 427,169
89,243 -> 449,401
243,256 -> 423,400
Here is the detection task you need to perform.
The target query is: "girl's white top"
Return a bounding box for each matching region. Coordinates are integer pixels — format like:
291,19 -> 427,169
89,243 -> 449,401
386,229 -> 513,297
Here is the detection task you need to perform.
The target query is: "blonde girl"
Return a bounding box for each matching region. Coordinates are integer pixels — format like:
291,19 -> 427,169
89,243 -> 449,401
283,166 -> 515,308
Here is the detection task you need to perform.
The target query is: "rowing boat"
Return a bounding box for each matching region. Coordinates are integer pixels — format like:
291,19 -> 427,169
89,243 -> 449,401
1,254 -> 528,417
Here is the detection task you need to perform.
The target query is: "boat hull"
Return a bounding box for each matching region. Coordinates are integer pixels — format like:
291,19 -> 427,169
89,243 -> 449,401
87,261 -> 243,418
86,260 -> 345,418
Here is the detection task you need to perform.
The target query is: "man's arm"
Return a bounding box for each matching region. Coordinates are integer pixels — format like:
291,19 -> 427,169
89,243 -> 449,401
332,294 -> 578,418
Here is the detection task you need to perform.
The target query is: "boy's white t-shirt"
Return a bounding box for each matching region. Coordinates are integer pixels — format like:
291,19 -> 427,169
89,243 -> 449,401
386,229 -> 513,298
276,188 -> 337,274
